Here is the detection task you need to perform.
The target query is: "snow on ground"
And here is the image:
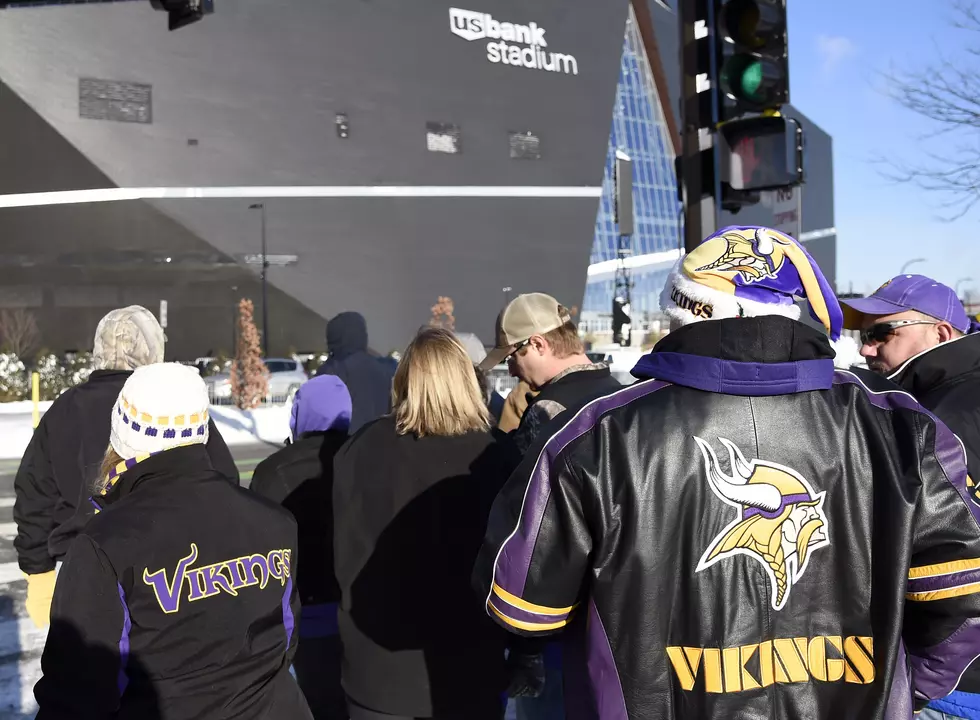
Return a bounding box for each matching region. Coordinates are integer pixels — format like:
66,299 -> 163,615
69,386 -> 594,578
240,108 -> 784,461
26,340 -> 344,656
0,401 -> 53,415
0,403 -> 292,460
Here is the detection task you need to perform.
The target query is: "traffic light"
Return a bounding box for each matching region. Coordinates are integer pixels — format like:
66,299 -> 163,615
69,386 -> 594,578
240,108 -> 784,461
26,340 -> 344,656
715,0 -> 789,118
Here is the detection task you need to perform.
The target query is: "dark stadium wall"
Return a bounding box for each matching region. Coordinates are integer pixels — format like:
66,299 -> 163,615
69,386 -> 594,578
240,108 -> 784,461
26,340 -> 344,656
0,0 -> 632,354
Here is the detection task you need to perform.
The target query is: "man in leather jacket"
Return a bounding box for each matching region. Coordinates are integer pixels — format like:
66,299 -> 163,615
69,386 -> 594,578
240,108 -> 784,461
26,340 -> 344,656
844,275 -> 980,719
477,226 -> 980,720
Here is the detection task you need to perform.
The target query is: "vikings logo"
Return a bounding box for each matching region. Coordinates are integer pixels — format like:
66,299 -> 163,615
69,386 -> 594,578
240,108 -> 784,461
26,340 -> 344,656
695,228 -> 793,284
694,437 -> 829,611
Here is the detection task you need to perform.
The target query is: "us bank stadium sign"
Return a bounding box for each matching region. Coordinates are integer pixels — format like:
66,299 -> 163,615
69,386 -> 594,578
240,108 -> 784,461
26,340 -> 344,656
449,8 -> 579,75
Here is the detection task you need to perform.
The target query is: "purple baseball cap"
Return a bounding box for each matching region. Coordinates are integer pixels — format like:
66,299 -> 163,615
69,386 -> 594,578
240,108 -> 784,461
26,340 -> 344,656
841,274 -> 971,333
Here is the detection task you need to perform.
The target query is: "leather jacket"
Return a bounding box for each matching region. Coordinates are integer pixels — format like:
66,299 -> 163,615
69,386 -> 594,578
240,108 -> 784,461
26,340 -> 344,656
476,317 -> 980,720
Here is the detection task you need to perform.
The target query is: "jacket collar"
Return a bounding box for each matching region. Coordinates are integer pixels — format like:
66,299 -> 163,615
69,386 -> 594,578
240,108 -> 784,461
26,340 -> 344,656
88,369 -> 133,383
632,317 -> 836,396
544,362 -> 610,387
888,332 -> 980,396
99,444 -> 214,507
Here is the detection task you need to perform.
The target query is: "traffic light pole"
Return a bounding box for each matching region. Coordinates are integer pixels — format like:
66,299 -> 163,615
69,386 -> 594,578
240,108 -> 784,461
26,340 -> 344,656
679,0 -> 717,254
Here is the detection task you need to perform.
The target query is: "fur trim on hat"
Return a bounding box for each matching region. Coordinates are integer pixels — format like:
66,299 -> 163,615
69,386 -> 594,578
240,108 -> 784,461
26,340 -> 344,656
660,262 -> 801,329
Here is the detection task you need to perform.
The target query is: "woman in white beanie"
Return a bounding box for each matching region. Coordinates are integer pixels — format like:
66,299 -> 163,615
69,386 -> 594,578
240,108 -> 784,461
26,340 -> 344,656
14,305 -> 238,631
34,363 -> 311,720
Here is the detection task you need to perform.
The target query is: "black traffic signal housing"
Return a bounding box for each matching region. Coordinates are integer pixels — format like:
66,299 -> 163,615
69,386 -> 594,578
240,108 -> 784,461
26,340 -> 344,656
713,0 -> 789,120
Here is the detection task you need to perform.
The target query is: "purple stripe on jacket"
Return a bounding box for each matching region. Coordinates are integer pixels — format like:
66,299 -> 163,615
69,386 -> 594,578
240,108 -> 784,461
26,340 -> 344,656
908,567 -> 980,596
908,618 -> 980,701
488,593 -> 572,627
282,577 -> 295,648
586,600 -> 628,720
884,641 -> 915,720
117,583 -> 132,696
493,380 -> 671,598
631,353 -> 835,395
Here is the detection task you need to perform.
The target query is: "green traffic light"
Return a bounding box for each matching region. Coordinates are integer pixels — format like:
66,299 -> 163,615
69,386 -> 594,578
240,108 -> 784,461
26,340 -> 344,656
722,55 -> 763,103
739,60 -> 763,99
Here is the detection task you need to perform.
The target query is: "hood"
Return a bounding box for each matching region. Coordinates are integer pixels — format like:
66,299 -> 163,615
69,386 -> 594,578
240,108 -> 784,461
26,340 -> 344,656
631,317 -> 836,396
92,305 -> 166,371
290,374 -> 353,438
327,312 -> 369,358
888,332 -> 980,396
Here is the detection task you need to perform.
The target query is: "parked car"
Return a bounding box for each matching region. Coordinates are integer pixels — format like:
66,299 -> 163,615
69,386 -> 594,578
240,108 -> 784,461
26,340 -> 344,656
205,357 -> 308,404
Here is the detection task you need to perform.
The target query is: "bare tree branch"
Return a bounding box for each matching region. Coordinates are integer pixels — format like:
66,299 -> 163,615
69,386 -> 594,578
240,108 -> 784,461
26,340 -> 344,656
0,309 -> 40,360
881,1 -> 980,216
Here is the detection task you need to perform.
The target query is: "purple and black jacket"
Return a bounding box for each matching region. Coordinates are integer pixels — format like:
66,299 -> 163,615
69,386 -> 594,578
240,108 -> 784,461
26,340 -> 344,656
476,316 -> 980,720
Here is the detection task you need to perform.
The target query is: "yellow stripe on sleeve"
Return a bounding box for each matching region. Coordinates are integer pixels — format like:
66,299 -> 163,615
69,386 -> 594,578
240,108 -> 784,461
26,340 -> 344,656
492,583 -> 576,617
907,582 -> 980,602
909,558 -> 980,579
488,601 -> 571,632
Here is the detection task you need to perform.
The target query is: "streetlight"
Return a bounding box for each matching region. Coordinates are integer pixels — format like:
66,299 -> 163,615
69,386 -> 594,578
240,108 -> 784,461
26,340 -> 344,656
502,286 -> 513,307
900,258 -> 926,275
956,277 -> 973,296
248,203 -> 269,357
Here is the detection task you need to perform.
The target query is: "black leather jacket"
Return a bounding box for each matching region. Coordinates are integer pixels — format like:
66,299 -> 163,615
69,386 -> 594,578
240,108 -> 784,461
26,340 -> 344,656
890,332 -> 980,697
476,317 -> 980,720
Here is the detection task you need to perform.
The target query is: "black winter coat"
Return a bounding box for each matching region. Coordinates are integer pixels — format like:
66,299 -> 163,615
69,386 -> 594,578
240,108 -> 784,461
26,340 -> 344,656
14,369 -> 239,575
510,362 -> 621,454
333,416 -> 520,718
478,318 -> 980,719
34,445 -> 310,720
251,430 -> 347,607
890,331 -> 980,695
314,313 -> 395,433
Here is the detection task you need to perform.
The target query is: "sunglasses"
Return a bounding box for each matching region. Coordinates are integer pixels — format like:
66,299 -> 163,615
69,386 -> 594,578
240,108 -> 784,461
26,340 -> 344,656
860,319 -> 937,345
507,339 -> 531,360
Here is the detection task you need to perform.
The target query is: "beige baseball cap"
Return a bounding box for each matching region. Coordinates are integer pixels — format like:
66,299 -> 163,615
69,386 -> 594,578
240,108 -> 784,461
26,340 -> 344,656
478,293 -> 571,371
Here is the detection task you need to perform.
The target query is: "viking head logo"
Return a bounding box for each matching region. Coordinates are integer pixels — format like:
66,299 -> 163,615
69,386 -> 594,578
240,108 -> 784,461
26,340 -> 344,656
694,436 -> 829,611
695,228 -> 792,284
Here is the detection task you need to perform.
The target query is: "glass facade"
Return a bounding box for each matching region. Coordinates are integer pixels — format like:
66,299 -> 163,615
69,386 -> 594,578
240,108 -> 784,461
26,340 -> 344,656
585,8 -> 681,321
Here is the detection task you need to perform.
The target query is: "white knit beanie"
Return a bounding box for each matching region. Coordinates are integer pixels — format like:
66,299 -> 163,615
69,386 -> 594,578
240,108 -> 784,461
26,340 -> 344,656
110,363 -> 210,460
93,306 -> 166,371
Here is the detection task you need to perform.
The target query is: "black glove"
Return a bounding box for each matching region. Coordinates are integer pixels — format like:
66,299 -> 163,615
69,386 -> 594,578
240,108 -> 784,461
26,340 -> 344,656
506,651 -> 546,698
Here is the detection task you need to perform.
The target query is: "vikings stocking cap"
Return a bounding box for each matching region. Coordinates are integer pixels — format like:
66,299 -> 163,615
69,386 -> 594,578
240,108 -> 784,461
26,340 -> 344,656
660,226 -> 843,341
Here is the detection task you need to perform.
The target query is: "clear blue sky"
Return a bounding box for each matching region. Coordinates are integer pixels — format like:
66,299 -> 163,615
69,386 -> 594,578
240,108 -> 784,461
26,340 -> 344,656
788,0 -> 980,297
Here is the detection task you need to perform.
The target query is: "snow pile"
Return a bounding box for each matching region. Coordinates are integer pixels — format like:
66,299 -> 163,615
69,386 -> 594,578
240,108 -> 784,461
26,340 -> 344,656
0,402 -> 292,460
208,404 -> 292,447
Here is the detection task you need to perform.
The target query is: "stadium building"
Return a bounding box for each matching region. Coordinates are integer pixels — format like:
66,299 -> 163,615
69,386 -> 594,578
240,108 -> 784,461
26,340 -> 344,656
0,0 -> 833,358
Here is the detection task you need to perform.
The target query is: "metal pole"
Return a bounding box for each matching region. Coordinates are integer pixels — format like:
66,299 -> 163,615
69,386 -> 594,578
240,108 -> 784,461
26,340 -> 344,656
900,258 -> 925,275
261,205 -> 269,358
249,203 -> 270,357
795,185 -> 803,242
680,0 -> 717,254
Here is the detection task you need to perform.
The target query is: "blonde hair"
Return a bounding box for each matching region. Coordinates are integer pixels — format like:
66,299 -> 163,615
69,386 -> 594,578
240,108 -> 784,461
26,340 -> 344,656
392,328 -> 490,437
94,445 -> 124,495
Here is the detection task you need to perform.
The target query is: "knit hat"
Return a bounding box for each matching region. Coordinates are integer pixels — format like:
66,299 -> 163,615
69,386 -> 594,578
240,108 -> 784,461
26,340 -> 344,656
110,363 -> 210,460
660,225 -> 843,341
290,375 -> 353,439
93,305 -> 166,371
